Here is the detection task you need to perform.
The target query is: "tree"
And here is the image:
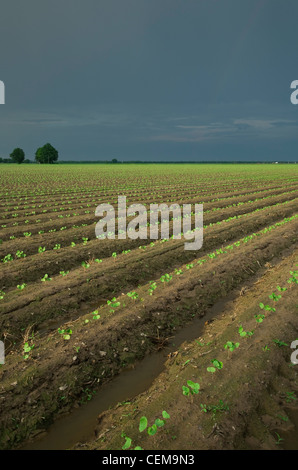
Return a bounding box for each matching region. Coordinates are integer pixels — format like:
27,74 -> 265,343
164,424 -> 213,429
111,158 -> 118,163
10,148 -> 25,164
35,143 -> 58,164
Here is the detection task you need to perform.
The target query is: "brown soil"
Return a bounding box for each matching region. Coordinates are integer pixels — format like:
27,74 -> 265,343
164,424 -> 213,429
1,200 -> 296,343
0,216 -> 296,449
71,250 -> 298,451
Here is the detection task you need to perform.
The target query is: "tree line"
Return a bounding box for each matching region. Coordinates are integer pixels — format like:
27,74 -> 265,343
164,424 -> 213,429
1,143 -> 59,164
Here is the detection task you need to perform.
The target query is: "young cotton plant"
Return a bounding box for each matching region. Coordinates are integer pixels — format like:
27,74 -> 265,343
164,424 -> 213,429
207,359 -> 223,373
224,341 -> 239,352
182,380 -> 200,396
58,328 -> 73,340
139,410 -> 170,436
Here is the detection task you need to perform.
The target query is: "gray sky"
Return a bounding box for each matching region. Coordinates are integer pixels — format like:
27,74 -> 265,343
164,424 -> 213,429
0,0 -> 298,161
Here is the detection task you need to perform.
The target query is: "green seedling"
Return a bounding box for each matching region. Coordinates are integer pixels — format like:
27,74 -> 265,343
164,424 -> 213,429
207,400 -> 229,416
17,283 -> 27,290
2,254 -> 13,263
92,310 -> 100,320
224,341 -> 240,352
127,291 -> 139,300
182,380 -> 200,396
58,328 -> 73,340
259,303 -> 276,312
273,339 -> 288,348
276,285 -> 287,292
107,297 -> 121,312
60,271 -> 69,276
160,273 -> 172,283
23,342 -> 34,360
175,268 -> 183,275
186,263 -> 194,269
139,416 -> 148,433
254,314 -> 265,323
148,281 -> 157,295
211,359 -> 223,370
269,293 -> 281,301
275,432 -> 284,445
41,273 -> 52,282
147,424 -> 157,436
277,414 -> 289,422
285,392 -> 296,403
238,325 -> 254,337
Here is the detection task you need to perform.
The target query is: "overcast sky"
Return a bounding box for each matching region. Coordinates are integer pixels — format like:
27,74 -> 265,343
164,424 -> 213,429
0,0 -> 297,161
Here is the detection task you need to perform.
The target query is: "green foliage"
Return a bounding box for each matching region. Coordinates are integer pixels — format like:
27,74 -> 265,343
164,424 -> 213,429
224,341 -> 240,352
10,147 -> 25,164
35,143 -> 58,164
182,380 -> 200,396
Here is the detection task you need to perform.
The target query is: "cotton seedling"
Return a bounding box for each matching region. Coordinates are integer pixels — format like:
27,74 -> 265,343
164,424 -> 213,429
92,310 -> 100,320
207,359 -> 223,373
139,410 -> 170,437
60,271 -> 69,276
238,325 -> 254,337
127,291 -> 139,300
186,263 -> 194,269
259,303 -> 276,312
175,268 -> 183,275
224,341 -> 240,352
23,342 -> 34,360
58,328 -> 73,340
107,297 -> 121,313
254,314 -> 265,323
148,281 -> 157,296
2,254 -> 13,263
182,380 -> 200,396
268,293 -> 281,302
17,283 -> 27,290
160,273 -> 172,283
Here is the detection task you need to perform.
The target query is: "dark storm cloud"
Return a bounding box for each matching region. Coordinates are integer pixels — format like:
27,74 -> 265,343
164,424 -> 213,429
0,0 -> 298,161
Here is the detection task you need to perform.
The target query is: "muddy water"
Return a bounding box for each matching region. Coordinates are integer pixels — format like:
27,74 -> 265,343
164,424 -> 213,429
20,294 -> 234,450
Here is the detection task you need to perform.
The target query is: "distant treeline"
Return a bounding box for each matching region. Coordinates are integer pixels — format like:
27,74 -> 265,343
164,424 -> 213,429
57,160 -> 296,164
0,158 -> 296,165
